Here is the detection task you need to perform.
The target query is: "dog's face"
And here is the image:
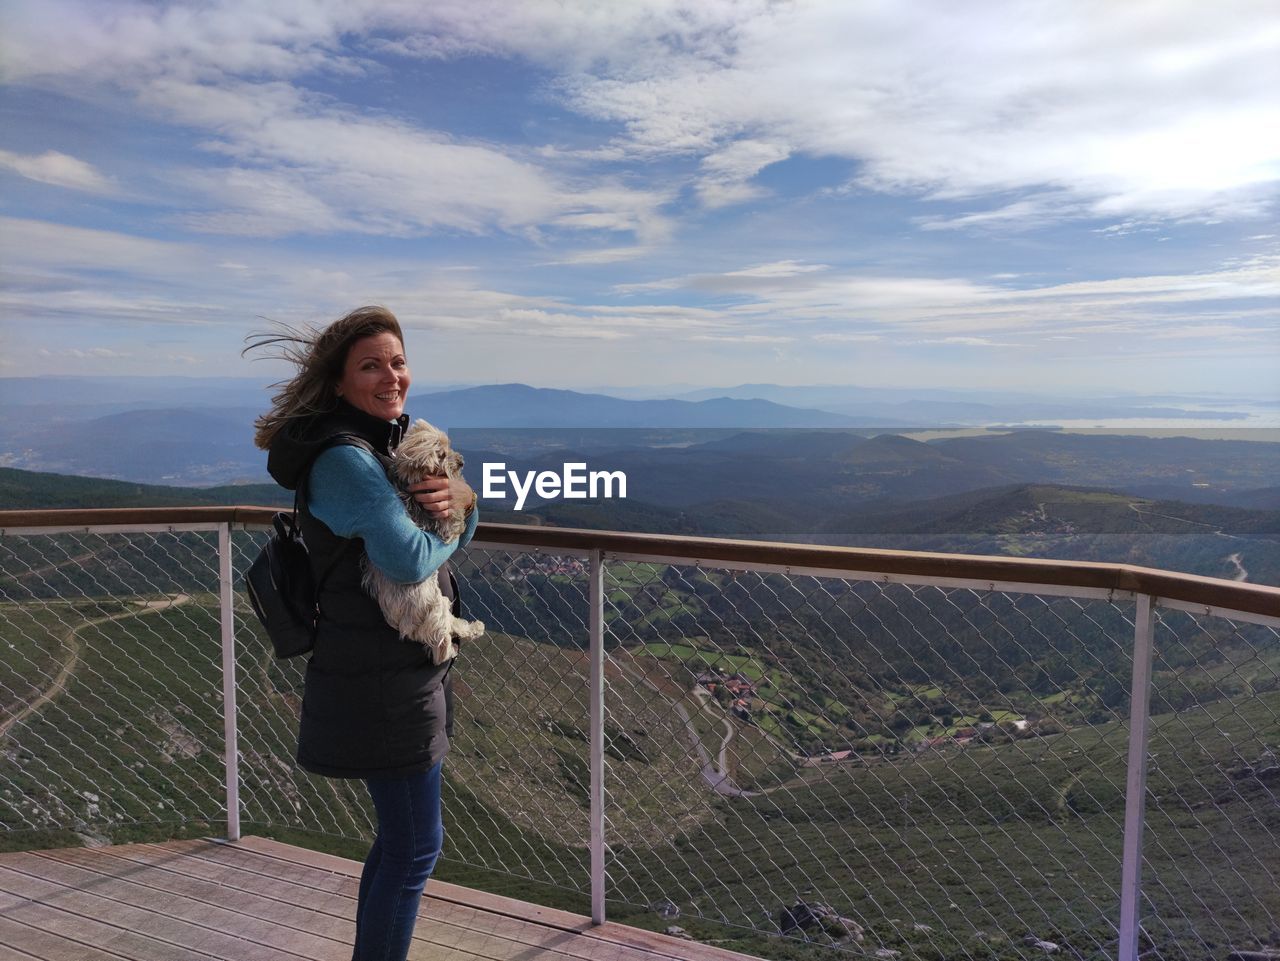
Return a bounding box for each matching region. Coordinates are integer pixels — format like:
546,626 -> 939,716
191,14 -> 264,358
394,419 -> 462,484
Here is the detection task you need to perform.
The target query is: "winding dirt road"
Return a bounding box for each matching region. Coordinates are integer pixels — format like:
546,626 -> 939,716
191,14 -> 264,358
1127,502 -> 1253,583
1225,552 -> 1248,582
0,594 -> 191,739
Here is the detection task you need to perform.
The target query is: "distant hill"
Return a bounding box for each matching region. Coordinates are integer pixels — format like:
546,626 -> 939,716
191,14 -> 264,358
0,375 -> 276,410
0,467 -> 289,510
6,420 -> 1280,586
816,483 -> 1280,585
0,407 -> 266,485
0,386 -> 873,485
410,384 -> 866,428
466,427 -> 1280,519
1,378 -> 1275,494
669,382 -> 1255,423
933,430 -> 1280,491
1123,483 -> 1280,510
489,477 -> 1280,584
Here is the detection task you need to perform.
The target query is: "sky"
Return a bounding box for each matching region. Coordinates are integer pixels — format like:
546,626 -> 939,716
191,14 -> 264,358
1,0 -> 1278,397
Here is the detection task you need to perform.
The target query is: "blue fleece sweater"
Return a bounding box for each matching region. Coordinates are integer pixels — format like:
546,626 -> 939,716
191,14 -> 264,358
308,444 -> 478,584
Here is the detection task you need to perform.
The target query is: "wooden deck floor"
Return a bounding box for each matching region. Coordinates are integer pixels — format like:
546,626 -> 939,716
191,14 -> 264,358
0,836 -> 759,961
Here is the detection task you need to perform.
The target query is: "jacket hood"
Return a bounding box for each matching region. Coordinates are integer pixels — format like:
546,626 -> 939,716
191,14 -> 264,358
267,399 -> 409,491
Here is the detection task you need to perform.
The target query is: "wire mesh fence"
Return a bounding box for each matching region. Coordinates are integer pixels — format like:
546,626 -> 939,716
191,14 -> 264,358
224,526 -> 376,845
601,561 -> 1142,959
1140,608 -> 1280,955
0,522 -> 1277,961
230,534 -> 598,900
0,528 -> 227,843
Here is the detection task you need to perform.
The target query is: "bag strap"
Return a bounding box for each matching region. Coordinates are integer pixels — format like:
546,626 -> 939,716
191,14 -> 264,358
296,435 -> 379,597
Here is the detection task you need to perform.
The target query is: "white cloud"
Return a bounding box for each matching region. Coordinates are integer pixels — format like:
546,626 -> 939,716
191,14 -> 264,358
625,253 -> 1280,343
0,0 -> 362,85
688,333 -> 793,344
726,260 -> 830,279
814,333 -> 883,343
542,0 -> 1280,224
6,1 -> 1276,235
539,246 -> 657,266
919,198 -> 1072,233
2,6 -> 673,243
0,148 -> 113,193
0,216 -> 201,274
38,346 -> 133,359
134,78 -> 673,240
916,336 -> 1018,348
697,139 -> 790,208
1147,322 -> 1274,341
1,1 -> 1275,389
181,166 -> 346,236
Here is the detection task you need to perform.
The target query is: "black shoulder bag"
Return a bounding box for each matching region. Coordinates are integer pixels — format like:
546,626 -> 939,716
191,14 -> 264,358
244,493 -> 345,659
244,441 -> 362,659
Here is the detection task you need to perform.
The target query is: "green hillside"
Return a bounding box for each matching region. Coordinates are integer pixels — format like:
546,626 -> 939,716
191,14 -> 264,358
606,690 -> 1280,959
5,466 -> 1279,585
0,466 -> 289,510
1,589 -> 1273,960
818,484 -> 1280,585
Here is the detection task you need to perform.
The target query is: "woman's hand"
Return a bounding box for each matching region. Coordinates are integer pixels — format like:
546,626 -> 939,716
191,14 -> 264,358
409,475 -> 475,521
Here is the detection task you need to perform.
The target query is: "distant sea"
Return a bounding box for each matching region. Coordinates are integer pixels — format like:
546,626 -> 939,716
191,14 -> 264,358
902,406 -> 1280,443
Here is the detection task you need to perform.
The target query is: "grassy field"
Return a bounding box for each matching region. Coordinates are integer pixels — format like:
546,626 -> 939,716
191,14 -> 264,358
605,692 -> 1280,959
0,583 -> 1275,961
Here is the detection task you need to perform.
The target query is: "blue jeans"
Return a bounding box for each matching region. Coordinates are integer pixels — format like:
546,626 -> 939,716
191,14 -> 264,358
353,761 -> 444,961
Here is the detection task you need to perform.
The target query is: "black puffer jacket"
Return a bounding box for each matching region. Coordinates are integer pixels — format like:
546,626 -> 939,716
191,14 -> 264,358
268,400 -> 456,778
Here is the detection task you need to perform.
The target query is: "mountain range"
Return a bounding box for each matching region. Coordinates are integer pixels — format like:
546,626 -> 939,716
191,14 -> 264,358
0,379 -> 1275,504
458,428 -> 1280,515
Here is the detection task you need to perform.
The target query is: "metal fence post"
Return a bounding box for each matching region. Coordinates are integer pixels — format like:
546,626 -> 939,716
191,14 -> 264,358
588,548 -> 606,925
1118,592 -> 1156,961
218,523 -> 241,842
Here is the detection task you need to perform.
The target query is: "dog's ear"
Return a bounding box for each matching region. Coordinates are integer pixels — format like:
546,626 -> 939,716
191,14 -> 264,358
447,450 -> 464,475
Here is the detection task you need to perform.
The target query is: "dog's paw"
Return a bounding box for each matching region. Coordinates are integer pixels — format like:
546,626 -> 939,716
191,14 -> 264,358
454,618 -> 485,641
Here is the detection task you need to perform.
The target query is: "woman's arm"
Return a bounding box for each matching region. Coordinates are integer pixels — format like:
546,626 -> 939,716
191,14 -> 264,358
460,498 -> 478,548
308,444 -> 463,584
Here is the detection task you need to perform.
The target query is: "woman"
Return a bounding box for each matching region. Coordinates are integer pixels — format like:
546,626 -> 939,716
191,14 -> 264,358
248,305 -> 478,961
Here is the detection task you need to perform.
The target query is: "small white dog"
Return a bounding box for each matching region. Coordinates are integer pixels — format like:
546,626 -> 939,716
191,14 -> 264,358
362,419 -> 485,663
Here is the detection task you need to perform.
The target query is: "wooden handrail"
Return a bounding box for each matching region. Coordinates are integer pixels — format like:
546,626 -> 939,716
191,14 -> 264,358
2,506 -> 1277,620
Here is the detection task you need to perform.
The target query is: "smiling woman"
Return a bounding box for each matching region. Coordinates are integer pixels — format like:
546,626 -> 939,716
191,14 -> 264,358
336,330 -> 412,422
245,305 -> 408,449
243,305 -> 480,961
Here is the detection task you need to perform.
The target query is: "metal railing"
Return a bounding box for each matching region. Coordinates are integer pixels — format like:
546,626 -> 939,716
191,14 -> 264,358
1,507 -> 1277,961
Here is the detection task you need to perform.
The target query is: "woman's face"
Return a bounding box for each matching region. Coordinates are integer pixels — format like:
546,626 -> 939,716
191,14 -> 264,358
336,332 -> 411,421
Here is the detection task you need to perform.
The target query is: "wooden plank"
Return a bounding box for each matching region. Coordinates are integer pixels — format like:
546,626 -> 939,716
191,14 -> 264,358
95,841 -> 358,911
0,883 -> 220,961
124,839 -> 357,898
3,852 -> 345,960
0,887 -> 135,961
234,836 -> 597,929
97,843 -> 585,961
232,837 -> 766,961
0,913 -> 137,961
1,840 -> 758,961
0,861 -> 314,961
175,842 -> 362,899
194,842 -> 649,960
36,847 -> 352,941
